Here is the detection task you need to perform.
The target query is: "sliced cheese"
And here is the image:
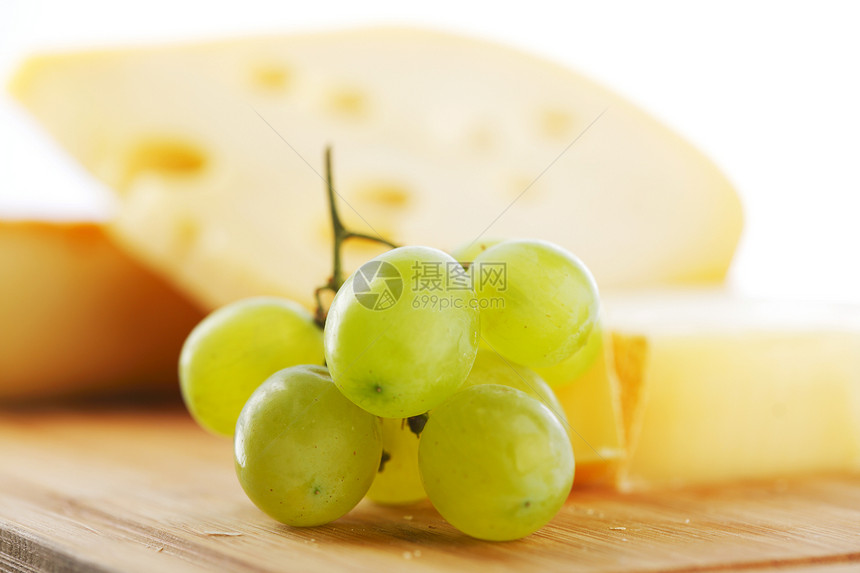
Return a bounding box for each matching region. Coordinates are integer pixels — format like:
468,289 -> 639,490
0,221 -> 204,400
11,27 -> 742,311
588,290 -> 860,490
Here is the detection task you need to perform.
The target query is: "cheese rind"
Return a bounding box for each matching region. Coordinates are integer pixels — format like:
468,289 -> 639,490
0,221 -> 204,399
11,28 -> 742,310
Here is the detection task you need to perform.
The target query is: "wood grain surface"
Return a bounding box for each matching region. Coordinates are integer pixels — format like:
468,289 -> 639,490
1,405 -> 859,573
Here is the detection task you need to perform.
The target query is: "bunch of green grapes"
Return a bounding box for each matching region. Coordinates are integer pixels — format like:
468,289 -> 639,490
179,237 -> 599,540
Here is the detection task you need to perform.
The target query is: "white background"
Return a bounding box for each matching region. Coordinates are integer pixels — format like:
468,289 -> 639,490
1,1 -> 858,302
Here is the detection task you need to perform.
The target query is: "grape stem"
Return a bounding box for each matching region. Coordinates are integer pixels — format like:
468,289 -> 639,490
406,413 -> 429,437
314,147 -> 399,327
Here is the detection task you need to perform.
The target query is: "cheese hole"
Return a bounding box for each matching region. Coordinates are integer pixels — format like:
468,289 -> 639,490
123,139 -> 207,187
357,184 -> 410,208
468,125 -> 495,152
327,87 -> 368,119
539,109 -> 576,140
509,175 -> 540,200
251,64 -> 292,93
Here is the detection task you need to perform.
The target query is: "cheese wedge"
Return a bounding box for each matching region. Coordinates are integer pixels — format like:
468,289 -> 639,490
10,27 -> 742,310
0,221 -> 204,400
563,290 -> 860,490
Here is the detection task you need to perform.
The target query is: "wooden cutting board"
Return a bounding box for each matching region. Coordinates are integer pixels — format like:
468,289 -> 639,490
1,404 -> 859,572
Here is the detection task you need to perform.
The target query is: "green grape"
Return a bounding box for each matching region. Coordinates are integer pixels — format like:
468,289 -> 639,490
179,296 -> 324,436
324,246 -> 479,418
464,348 -> 568,428
234,365 -> 382,526
419,384 -> 574,541
535,316 -> 604,387
472,239 -> 599,369
449,238 -> 503,266
366,417 -> 426,505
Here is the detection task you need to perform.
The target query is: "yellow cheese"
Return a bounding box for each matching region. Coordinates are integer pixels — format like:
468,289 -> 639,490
553,327 -> 626,486
11,27 -> 742,311
0,221 -> 204,400
572,290 -> 860,490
